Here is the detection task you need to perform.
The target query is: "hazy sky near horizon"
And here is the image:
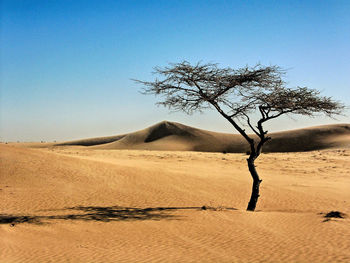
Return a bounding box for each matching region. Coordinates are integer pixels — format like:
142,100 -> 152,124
1,0 -> 349,141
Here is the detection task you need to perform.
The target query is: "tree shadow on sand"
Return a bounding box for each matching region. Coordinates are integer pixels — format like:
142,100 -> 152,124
0,205 -> 237,225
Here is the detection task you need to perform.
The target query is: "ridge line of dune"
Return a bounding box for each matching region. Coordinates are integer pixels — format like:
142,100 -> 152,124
53,121 -> 350,153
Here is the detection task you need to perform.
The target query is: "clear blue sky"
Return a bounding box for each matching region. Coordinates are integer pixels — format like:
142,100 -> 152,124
1,0 -> 349,141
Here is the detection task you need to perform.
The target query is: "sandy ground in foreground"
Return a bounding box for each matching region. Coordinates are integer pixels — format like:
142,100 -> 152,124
1,144 -> 350,262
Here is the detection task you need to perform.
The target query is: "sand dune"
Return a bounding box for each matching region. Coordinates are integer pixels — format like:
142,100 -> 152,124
2,122 -> 350,262
57,121 -> 350,152
1,144 -> 349,262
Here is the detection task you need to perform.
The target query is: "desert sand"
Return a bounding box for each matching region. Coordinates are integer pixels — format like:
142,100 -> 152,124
1,122 -> 350,262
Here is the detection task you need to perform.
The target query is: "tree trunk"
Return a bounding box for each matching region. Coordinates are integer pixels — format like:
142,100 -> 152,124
246,158 -> 262,211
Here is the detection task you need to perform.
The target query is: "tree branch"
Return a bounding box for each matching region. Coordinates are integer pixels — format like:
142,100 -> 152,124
242,112 -> 260,137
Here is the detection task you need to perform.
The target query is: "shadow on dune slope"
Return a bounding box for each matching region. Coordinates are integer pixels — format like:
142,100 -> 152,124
144,121 -> 196,142
54,121 -> 350,153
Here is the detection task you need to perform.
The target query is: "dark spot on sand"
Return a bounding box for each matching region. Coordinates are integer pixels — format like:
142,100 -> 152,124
324,211 -> 346,219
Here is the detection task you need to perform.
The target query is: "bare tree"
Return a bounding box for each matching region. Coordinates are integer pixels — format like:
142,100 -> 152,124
134,61 -> 344,211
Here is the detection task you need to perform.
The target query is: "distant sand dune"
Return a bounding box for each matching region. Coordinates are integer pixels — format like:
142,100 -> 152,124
56,121 -> 350,152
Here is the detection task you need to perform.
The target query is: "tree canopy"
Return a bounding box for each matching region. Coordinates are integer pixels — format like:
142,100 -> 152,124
135,61 -> 345,211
